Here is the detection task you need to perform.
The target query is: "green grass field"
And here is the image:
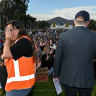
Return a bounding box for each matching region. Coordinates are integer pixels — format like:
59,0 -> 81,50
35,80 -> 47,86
0,75 -> 96,96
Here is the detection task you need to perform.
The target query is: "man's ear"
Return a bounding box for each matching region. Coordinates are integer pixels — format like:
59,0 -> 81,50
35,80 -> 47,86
86,21 -> 90,26
73,20 -> 76,25
73,20 -> 75,24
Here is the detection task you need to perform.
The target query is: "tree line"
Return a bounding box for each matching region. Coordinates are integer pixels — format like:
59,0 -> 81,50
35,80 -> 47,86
0,0 -> 50,29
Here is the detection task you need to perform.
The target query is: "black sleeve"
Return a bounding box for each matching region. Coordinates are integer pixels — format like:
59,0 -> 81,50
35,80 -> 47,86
10,38 -> 33,60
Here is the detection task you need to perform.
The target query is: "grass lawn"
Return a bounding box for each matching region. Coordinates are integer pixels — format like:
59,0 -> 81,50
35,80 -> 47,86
0,75 -> 96,96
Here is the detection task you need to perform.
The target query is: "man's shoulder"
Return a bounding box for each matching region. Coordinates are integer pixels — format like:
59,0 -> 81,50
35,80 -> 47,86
60,29 -> 72,34
59,29 -> 73,37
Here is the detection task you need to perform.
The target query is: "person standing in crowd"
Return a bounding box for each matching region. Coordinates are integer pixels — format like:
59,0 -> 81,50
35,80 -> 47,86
1,20 -> 36,96
53,10 -> 96,96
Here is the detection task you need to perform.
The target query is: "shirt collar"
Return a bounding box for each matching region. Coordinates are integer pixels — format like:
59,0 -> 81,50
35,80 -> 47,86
75,25 -> 87,27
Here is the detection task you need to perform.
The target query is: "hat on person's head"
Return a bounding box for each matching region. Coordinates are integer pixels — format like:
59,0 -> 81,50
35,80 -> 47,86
75,10 -> 90,22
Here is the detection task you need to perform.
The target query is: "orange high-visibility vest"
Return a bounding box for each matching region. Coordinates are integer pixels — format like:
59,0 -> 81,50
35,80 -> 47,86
5,36 -> 36,91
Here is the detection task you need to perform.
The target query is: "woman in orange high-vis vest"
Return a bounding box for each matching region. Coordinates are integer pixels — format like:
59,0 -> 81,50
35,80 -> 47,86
1,20 -> 36,96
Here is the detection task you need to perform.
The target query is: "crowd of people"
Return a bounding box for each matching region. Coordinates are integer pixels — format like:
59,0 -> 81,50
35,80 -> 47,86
29,29 -> 61,74
0,28 -> 65,75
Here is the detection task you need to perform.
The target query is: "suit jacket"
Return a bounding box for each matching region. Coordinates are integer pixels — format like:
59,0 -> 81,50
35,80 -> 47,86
54,26 -> 96,88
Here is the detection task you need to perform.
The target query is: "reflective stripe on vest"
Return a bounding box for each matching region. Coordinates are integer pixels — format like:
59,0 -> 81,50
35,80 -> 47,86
7,59 -> 35,83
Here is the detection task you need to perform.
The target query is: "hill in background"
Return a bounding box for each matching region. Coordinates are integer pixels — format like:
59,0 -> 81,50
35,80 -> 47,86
47,17 -> 73,25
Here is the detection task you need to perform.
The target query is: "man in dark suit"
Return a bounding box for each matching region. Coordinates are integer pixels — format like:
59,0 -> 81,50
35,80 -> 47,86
53,10 -> 96,96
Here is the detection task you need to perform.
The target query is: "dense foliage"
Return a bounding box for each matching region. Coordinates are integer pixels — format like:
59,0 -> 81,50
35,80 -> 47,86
0,0 -> 37,29
88,19 -> 96,31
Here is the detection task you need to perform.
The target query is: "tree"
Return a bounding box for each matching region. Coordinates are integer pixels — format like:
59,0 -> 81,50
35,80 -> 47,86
24,14 -> 36,29
53,22 -> 55,27
0,0 -> 29,18
65,22 -> 68,27
88,19 -> 96,31
37,20 -> 50,29
0,0 -> 29,29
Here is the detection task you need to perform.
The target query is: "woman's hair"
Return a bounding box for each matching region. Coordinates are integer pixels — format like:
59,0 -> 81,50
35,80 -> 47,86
6,20 -> 27,38
6,20 -> 36,57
